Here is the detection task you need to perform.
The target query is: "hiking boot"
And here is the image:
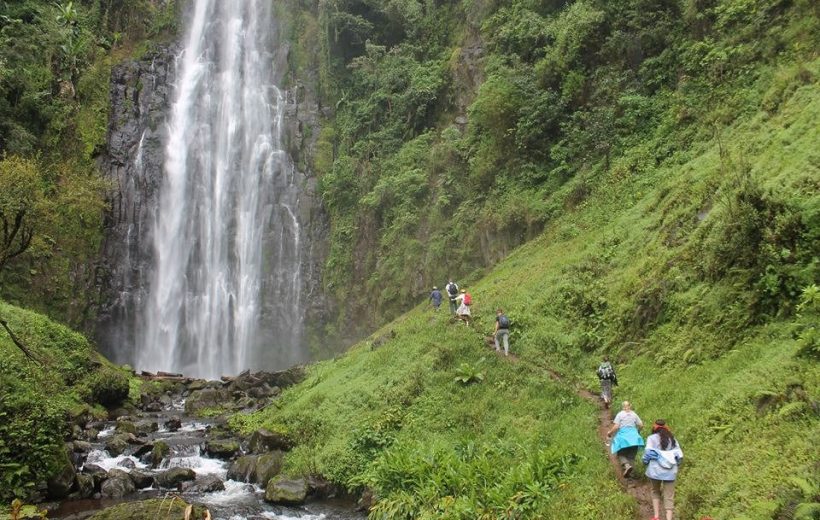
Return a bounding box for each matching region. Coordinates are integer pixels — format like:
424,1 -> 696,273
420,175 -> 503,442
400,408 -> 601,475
623,464 -> 633,478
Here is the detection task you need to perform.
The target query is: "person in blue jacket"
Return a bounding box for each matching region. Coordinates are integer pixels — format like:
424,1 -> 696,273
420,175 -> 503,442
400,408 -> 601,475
430,286 -> 443,311
606,400 -> 645,478
642,419 -> 683,520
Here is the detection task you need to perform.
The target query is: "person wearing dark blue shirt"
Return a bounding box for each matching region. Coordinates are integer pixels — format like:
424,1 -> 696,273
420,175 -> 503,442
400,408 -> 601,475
430,287 -> 443,311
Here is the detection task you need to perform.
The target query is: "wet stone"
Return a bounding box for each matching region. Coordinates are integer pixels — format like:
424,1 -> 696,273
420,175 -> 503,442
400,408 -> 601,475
155,467 -> 196,489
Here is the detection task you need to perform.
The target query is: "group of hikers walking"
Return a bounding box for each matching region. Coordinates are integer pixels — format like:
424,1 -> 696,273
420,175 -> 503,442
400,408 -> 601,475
599,358 -> 683,520
430,279 -> 511,356
432,279 -> 680,519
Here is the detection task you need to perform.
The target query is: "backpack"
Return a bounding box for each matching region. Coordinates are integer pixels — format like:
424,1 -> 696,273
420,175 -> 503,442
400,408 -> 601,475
463,293 -> 472,305
447,283 -> 458,296
597,362 -> 614,380
498,315 -> 510,328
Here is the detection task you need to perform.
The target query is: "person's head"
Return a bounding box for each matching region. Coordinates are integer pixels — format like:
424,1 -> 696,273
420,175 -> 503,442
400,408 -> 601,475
652,419 -> 677,449
448,279 -> 453,283
603,355 -> 610,362
621,401 -> 632,411
460,289 -> 466,294
496,308 -> 503,315
433,286 -> 438,290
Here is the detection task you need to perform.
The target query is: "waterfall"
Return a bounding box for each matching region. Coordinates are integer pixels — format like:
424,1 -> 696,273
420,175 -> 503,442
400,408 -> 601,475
136,0 -> 306,379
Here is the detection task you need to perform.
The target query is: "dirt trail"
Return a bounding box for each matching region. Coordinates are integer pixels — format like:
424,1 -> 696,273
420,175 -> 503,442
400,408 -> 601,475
542,366 -> 654,519
474,327 -> 653,517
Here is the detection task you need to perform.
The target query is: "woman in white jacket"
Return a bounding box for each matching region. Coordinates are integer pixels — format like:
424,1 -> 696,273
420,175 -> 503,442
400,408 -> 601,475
642,419 -> 684,520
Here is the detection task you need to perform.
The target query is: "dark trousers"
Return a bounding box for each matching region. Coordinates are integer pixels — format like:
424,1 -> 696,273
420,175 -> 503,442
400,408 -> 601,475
449,298 -> 458,314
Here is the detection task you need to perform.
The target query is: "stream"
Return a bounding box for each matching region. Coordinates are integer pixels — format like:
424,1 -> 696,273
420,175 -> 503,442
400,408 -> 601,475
49,372 -> 364,520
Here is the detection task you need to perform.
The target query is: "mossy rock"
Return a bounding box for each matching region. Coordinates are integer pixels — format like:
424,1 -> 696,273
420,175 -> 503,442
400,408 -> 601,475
264,476 -> 308,505
255,451 -> 285,485
152,440 -> 170,467
87,498 -> 209,519
205,439 -> 239,459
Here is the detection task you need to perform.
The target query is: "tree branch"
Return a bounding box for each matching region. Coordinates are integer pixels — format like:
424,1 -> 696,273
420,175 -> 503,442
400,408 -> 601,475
0,317 -> 42,365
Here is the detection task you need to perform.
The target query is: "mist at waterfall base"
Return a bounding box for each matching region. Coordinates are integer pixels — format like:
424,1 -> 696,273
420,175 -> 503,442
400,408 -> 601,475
120,0 -> 307,379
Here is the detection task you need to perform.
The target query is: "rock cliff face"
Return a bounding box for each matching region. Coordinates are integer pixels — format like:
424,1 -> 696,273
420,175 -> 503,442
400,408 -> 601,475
96,36 -> 329,369
96,46 -> 177,364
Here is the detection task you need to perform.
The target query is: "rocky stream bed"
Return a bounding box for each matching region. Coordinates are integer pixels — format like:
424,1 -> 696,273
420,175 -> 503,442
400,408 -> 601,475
40,368 -> 364,520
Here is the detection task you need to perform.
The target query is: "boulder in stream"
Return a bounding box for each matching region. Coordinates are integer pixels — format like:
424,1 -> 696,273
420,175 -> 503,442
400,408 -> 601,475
255,451 -> 284,485
249,428 -> 293,452
165,416 -> 183,431
264,476 -> 308,505
227,455 -> 258,482
151,440 -> 170,467
100,469 -> 136,498
129,469 -> 155,489
185,387 -> 231,414
156,467 -> 196,488
205,439 -> 240,459
74,473 -> 95,499
81,463 -> 108,490
182,474 -> 225,493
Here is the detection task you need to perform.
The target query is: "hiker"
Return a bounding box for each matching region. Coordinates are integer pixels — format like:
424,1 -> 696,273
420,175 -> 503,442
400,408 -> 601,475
445,279 -> 459,314
494,308 -> 511,356
456,289 -> 472,326
642,419 -> 683,520
430,286 -> 443,311
596,356 -> 617,408
606,400 -> 645,478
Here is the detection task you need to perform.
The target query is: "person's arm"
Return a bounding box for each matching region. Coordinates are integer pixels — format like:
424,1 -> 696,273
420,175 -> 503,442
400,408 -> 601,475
635,414 -> 643,430
494,318 -> 499,333
607,423 -> 620,437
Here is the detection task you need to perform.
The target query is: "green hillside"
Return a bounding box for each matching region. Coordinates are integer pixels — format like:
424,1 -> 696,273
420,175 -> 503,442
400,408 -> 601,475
0,301 -> 130,501
233,59 -> 820,518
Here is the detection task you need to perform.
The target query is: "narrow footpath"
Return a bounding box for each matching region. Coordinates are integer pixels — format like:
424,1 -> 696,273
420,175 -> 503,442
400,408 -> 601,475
480,330 -> 654,519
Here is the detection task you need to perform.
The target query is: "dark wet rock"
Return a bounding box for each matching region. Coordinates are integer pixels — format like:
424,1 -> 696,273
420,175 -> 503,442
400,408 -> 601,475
133,442 -> 154,459
155,467 -> 196,488
247,384 -> 274,399
308,475 -> 340,499
232,396 -> 256,410
105,434 -> 129,456
115,420 -> 136,435
81,464 -> 108,490
75,473 -> 95,499
165,416 -> 182,432
87,498 -> 209,520
73,440 -> 93,453
100,469 -> 135,498
117,458 -> 136,470
227,455 -> 258,483
129,470 -> 154,489
134,420 -> 158,435
256,367 -> 306,389
185,388 -> 230,414
84,427 -> 100,441
255,451 -> 284,486
181,474 -> 225,493
264,476 -> 308,505
144,402 -> 163,412
47,447 -> 76,499
249,428 -> 293,453
151,440 -> 169,467
205,439 -> 239,459
188,379 -> 208,391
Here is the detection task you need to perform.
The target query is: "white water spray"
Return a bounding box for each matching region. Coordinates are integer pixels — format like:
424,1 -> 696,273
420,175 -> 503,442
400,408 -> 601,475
138,0 -> 305,378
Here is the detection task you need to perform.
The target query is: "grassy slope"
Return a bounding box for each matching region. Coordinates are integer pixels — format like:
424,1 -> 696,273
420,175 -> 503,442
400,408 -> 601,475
234,57 -> 820,519
0,300 -> 130,501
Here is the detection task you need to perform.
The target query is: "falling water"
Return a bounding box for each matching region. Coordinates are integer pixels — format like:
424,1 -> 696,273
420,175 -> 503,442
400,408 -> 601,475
137,0 -> 305,378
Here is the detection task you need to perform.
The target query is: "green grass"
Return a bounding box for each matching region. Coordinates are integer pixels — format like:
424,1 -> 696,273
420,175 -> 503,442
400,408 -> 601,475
233,60 -> 820,519
0,300 -> 133,501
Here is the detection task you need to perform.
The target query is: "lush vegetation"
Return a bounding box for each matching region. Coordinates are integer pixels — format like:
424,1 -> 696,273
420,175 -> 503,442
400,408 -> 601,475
0,0 -> 177,327
234,68 -> 818,517
0,300 -> 130,501
276,0 -> 819,351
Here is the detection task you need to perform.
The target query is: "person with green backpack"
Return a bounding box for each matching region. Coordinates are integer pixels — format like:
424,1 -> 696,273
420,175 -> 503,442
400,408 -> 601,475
494,308 -> 511,356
